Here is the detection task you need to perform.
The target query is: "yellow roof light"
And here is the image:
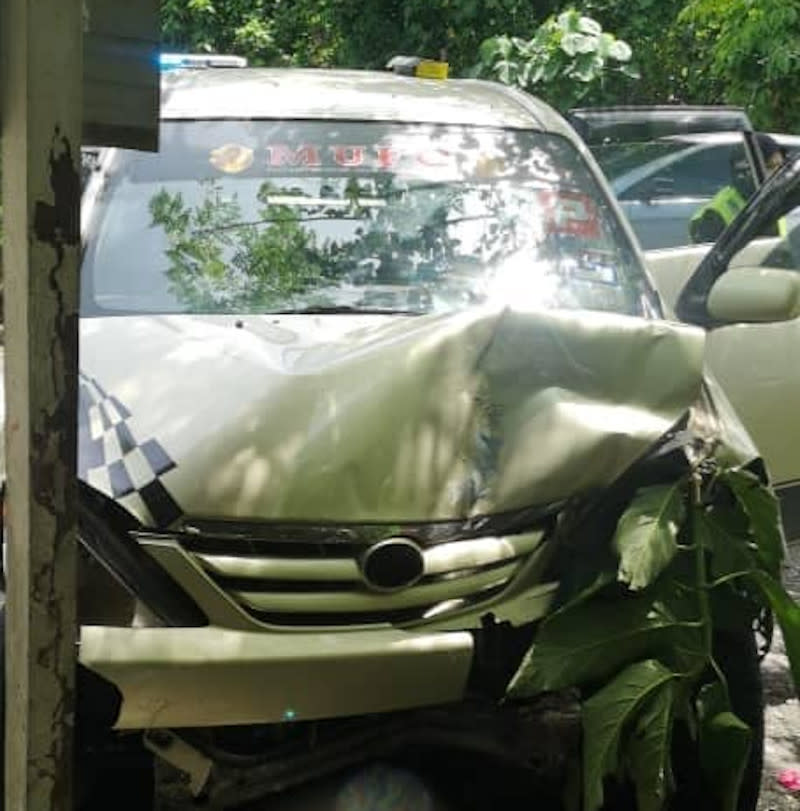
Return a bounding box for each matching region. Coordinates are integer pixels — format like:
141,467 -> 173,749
386,55 -> 449,80
415,60 -> 449,80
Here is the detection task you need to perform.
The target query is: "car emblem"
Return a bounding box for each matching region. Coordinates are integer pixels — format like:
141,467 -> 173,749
360,537 -> 425,592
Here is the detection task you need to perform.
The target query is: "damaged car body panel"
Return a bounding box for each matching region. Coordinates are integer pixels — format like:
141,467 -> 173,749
79,624 -> 477,729
76,307 -> 710,729
79,308 -> 706,525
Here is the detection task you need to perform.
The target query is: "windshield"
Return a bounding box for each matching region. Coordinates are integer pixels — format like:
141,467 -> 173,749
81,121 -> 656,317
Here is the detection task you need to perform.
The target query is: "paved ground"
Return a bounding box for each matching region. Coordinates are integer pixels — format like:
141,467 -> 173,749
758,541 -> 800,811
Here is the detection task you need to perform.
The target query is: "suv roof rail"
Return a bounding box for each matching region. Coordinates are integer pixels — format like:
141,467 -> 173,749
160,53 -> 248,71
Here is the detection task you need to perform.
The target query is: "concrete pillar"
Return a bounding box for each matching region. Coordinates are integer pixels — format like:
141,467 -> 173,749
1,0 -> 83,805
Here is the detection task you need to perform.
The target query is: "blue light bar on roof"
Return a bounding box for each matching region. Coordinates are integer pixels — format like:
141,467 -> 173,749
160,53 -> 248,70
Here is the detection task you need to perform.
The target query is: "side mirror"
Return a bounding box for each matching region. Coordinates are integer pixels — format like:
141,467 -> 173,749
707,267 -> 800,325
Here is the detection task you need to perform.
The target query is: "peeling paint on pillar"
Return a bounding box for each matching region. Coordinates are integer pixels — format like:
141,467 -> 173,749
23,126 -> 81,807
2,0 -> 83,791
33,128 -> 80,512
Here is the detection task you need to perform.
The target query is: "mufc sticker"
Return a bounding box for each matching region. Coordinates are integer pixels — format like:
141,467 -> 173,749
78,373 -> 183,527
203,141 -> 466,178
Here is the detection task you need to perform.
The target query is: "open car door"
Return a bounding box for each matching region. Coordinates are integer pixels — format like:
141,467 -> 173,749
676,153 -> 800,539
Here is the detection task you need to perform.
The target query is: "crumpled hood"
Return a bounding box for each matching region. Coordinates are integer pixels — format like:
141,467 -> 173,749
78,307 -> 706,527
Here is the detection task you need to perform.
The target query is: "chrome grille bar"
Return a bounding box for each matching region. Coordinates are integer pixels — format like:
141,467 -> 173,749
194,530 -> 543,584
232,562 -> 519,614
138,528 -> 547,627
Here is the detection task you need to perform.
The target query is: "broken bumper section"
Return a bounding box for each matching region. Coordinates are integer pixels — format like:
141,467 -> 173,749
79,625 -> 474,729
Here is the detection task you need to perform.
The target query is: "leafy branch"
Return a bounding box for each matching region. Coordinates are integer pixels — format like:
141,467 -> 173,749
474,9 -> 639,111
508,462 -> 799,810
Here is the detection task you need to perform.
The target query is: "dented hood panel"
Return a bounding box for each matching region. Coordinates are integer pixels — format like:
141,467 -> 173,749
79,308 -> 706,526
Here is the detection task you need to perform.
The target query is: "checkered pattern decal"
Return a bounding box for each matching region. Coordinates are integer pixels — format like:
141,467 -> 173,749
78,373 -> 183,527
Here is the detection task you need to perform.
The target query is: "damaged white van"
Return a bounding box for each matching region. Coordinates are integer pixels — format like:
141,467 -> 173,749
5,63 -> 800,810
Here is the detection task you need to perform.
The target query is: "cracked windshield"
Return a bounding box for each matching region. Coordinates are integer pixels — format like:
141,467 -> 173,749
82,121 -> 653,317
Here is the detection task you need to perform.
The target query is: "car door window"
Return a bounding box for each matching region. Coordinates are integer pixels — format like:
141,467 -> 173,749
593,137 -> 753,250
619,142 -> 745,202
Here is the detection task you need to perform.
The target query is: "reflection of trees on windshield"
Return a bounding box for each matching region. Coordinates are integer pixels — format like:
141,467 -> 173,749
150,181 -> 327,311
148,165 -> 646,316
80,122 -> 655,318
148,176 -> 489,313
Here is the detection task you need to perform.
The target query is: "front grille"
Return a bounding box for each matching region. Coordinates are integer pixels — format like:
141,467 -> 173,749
168,528 -> 545,627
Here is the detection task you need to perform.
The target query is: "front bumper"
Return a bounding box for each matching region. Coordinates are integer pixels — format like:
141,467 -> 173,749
80,624 -> 474,729
79,523 -> 558,730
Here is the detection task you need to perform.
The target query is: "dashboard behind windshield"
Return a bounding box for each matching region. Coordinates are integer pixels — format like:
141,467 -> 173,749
81,120 -> 656,317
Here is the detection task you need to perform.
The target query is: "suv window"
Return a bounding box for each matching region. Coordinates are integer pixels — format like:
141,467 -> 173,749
591,137 -> 752,250
619,142 -> 743,201
81,121 -> 656,318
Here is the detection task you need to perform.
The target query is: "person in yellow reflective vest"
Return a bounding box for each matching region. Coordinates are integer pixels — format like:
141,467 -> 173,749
690,134 -> 787,243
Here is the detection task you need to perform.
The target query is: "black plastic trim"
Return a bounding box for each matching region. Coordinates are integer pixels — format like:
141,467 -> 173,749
78,483 -> 207,627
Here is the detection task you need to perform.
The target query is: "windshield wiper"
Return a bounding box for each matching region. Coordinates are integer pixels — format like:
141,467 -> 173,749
269,305 -> 421,316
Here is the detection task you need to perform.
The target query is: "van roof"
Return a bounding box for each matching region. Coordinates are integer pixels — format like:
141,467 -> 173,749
160,68 -> 572,136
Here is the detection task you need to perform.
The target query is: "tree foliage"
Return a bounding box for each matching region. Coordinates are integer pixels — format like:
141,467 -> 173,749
324,0 -> 561,76
475,10 -> 638,111
149,181 -> 328,310
509,464 -> 800,810
158,0 -> 800,130
679,0 -> 800,130
579,0 -> 719,105
160,0 -> 341,66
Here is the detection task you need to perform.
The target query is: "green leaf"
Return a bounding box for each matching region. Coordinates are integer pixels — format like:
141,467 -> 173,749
608,39 -> 633,62
699,710 -> 751,811
575,34 -> 598,55
557,9 -> 580,33
627,681 -> 676,811
719,469 -> 783,576
578,16 -> 603,36
694,506 -> 754,582
620,63 -> 642,79
560,31 -> 582,56
583,660 -> 677,811
187,0 -> 214,13
749,570 -> 800,691
478,37 -> 501,63
613,483 -> 685,591
543,59 -> 561,82
495,60 -> 513,85
697,679 -> 726,720
569,52 -> 597,82
529,62 -> 546,85
507,595 -> 683,696
596,32 -> 614,58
